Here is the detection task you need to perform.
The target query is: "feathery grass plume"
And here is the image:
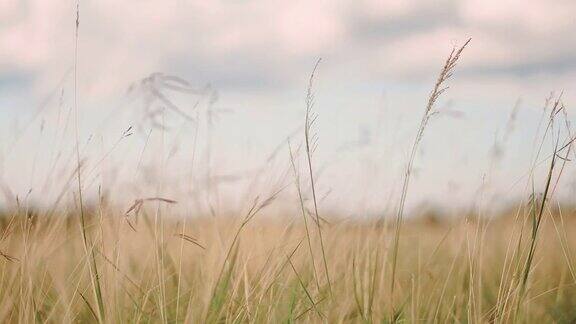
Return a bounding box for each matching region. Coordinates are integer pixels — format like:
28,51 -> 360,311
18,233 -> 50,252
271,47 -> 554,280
389,38 -> 471,311
303,58 -> 333,297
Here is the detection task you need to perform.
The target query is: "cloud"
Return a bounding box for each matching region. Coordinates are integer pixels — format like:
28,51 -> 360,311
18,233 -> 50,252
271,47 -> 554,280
0,0 -> 574,101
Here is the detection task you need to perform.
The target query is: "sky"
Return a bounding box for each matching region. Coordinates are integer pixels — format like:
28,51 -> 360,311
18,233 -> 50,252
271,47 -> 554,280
0,0 -> 576,217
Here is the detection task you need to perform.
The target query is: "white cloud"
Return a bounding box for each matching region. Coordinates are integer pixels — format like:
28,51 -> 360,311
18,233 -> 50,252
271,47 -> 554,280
1,0 -> 575,95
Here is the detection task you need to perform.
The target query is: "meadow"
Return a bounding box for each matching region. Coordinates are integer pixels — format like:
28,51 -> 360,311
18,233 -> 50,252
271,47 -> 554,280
1,198 -> 576,323
1,32 -> 575,324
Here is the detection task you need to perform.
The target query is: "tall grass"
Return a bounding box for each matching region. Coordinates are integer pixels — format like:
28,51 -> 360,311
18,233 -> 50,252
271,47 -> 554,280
1,207 -> 576,322
1,22 -> 576,323
389,39 -> 471,311
303,58 -> 332,297
72,3 -> 105,322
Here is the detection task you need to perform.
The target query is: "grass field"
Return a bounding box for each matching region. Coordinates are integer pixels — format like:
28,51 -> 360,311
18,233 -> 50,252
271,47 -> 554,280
1,15 -> 576,323
1,205 -> 576,323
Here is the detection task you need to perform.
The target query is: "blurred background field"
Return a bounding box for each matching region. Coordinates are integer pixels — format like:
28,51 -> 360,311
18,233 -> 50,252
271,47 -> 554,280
1,204 -> 576,322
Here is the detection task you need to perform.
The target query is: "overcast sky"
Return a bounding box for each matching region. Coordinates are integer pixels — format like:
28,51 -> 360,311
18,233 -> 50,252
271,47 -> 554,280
1,0 -> 575,215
